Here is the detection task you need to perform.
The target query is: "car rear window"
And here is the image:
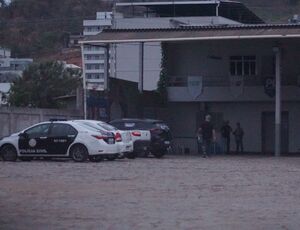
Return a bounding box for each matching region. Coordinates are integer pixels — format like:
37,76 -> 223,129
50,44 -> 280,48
98,123 -> 117,131
76,122 -> 100,132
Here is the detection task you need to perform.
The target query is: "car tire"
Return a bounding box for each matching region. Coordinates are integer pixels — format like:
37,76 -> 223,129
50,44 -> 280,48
126,152 -> 136,159
70,144 -> 88,162
106,155 -> 117,161
152,149 -> 166,159
1,145 -> 18,162
89,155 -> 102,162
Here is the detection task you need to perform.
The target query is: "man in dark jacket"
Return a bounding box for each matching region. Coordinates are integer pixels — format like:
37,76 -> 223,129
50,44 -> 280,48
221,121 -> 232,154
197,115 -> 216,158
233,122 -> 244,153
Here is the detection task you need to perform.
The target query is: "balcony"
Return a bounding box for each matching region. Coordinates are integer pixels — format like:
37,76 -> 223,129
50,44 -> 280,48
167,75 -> 300,102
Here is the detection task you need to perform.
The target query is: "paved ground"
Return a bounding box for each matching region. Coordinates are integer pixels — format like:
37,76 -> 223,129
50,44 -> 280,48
1,155 -> 300,230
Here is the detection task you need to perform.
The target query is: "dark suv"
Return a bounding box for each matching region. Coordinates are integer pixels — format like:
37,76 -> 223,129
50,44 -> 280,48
110,119 -> 172,158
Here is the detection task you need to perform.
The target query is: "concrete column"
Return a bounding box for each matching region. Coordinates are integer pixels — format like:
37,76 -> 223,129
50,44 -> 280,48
80,44 -> 87,120
105,44 -> 110,91
274,47 -> 281,157
138,42 -> 144,93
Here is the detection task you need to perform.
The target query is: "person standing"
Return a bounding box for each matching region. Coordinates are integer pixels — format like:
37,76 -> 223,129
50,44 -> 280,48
221,121 -> 232,154
197,114 -> 216,158
233,122 -> 244,153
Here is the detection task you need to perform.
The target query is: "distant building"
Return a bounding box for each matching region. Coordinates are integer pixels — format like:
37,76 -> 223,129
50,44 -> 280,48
82,12 -> 113,91
0,47 -> 33,106
68,34 -> 84,48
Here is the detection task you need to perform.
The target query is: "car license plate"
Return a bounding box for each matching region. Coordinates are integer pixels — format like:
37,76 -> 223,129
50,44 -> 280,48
164,141 -> 170,145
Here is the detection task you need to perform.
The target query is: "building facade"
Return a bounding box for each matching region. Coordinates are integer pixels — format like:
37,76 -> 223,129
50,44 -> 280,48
0,48 -> 33,106
82,0 -> 262,91
82,12 -> 112,91
81,1 -> 300,155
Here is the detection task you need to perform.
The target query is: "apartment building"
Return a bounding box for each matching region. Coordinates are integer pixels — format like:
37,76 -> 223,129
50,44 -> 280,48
82,12 -> 112,91
0,48 -> 33,106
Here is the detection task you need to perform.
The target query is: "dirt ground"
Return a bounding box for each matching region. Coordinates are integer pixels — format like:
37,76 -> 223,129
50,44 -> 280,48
1,155 -> 300,230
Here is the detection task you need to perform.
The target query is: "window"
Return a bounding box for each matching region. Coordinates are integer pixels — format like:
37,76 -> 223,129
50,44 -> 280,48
49,124 -> 77,137
25,124 -> 51,138
230,56 -> 256,76
86,73 -> 104,80
85,64 -> 103,70
98,123 -> 117,131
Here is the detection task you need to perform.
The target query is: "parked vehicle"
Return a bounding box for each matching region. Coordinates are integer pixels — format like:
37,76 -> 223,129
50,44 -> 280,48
73,120 -> 135,159
110,119 -> 172,158
0,120 -> 119,162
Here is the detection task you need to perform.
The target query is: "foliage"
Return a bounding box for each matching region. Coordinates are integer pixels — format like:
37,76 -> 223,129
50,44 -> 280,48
9,61 -> 80,108
0,0 -> 111,57
1,0 -> 300,58
156,42 -> 169,106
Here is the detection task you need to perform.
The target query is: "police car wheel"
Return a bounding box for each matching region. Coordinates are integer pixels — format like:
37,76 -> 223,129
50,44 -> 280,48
1,145 -> 17,162
89,155 -> 102,162
70,144 -> 88,162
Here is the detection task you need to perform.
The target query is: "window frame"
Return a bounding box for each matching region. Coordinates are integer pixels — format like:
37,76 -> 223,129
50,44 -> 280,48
229,55 -> 257,76
24,123 -> 51,138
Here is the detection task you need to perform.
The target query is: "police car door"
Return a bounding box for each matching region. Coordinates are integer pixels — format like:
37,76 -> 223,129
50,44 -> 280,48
48,123 -> 77,155
19,123 -> 51,155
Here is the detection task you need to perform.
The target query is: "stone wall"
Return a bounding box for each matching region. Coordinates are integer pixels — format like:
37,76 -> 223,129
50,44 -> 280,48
0,107 -> 83,138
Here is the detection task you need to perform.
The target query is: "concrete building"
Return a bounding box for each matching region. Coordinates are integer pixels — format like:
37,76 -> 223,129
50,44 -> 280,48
82,0 -> 262,91
81,0 -> 263,119
82,12 -> 113,91
81,2 -> 300,155
0,48 -> 33,106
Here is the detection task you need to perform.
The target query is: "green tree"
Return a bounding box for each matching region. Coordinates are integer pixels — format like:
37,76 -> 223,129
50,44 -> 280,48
9,61 -> 80,108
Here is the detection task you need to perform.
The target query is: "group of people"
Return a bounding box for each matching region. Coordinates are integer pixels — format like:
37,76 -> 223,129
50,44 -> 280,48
197,115 -> 244,157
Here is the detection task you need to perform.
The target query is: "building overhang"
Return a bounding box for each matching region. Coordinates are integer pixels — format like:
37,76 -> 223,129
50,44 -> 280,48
80,24 -> 300,45
115,0 -> 263,24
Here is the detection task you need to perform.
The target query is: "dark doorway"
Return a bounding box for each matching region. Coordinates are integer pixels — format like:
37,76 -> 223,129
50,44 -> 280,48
262,112 -> 289,154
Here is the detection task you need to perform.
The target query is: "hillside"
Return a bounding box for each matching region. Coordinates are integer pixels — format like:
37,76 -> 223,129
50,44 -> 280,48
0,0 -> 111,58
0,0 -> 300,59
242,0 -> 300,23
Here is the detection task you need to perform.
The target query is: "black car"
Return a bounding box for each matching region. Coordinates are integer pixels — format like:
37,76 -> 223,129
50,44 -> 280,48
110,119 -> 172,158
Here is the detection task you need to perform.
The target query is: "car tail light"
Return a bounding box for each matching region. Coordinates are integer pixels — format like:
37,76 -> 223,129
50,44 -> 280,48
115,132 -> 122,142
92,135 -> 104,140
132,131 -> 141,137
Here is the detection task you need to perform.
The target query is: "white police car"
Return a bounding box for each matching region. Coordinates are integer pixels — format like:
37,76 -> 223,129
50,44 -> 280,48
0,120 -> 119,162
73,120 -> 134,159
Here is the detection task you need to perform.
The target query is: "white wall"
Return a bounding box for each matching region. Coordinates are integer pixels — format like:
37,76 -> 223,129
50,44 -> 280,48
166,38 -> 300,101
115,42 -> 161,90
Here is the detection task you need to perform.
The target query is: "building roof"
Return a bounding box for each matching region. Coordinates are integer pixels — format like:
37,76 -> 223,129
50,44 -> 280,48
81,23 -> 300,44
116,0 -> 263,24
